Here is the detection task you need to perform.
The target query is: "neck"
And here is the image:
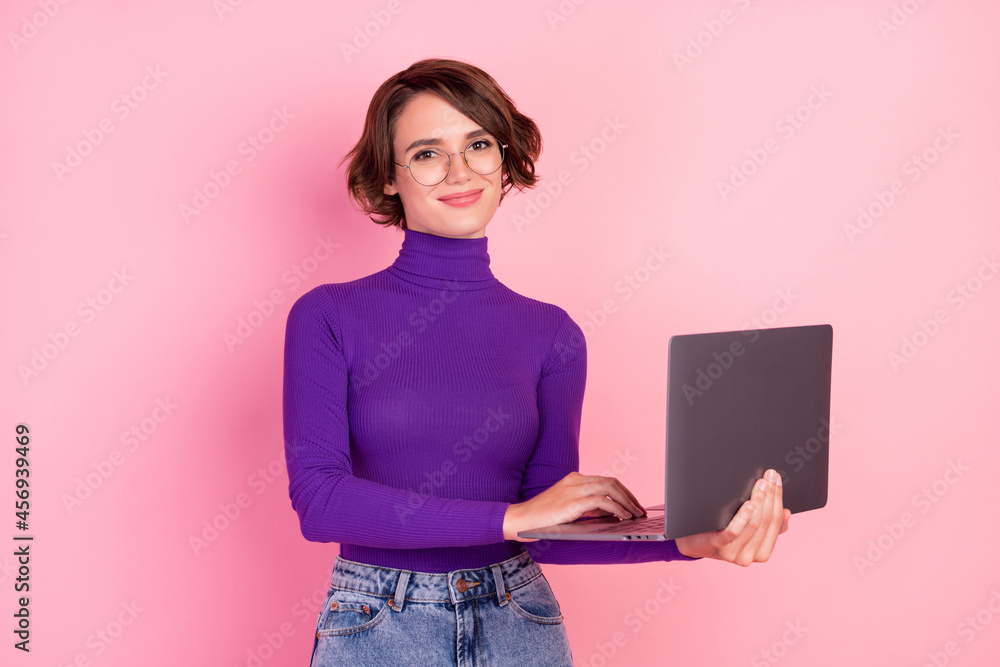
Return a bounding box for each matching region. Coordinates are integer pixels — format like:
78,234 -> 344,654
387,227 -> 498,291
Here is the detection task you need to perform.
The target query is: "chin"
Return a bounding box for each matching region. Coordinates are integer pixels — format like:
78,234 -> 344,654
429,223 -> 489,239
410,212 -> 494,238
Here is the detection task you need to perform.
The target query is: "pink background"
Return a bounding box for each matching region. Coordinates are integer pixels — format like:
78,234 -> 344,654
3,1 -> 999,665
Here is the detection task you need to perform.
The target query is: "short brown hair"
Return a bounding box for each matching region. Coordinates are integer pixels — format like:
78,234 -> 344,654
341,58 -> 543,229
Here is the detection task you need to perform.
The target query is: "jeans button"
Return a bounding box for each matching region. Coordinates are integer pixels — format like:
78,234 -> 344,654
456,578 -> 468,593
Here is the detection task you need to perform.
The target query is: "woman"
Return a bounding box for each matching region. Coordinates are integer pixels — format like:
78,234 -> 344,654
282,58 -> 790,666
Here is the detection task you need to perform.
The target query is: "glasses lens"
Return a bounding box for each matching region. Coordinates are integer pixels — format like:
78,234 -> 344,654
408,148 -> 450,186
406,138 -> 505,186
464,137 -> 504,177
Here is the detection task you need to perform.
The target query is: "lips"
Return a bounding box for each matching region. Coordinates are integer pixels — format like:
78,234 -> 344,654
438,189 -> 483,207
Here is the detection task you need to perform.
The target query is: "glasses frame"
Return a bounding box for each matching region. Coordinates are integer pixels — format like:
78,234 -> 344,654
393,137 -> 508,187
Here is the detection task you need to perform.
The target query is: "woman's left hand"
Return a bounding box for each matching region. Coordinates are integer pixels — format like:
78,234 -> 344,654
674,469 -> 790,565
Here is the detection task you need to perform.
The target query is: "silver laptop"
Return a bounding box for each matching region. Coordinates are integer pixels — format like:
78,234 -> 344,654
518,324 -> 833,541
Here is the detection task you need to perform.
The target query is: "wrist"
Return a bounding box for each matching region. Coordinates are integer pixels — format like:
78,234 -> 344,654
675,536 -> 689,557
502,502 -> 521,541
675,535 -> 701,559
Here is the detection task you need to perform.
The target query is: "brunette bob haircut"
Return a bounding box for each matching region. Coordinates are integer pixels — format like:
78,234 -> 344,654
341,58 -> 543,229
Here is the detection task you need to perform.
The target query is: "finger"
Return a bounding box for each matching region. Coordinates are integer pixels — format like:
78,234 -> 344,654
742,471 -> 781,563
755,471 -> 786,560
779,509 -> 791,534
709,481 -> 759,552
721,478 -> 767,559
582,476 -> 645,517
739,477 -> 775,562
611,477 -> 646,515
577,493 -> 636,521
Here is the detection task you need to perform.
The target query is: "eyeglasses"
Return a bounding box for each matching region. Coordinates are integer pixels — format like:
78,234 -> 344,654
394,137 -> 507,187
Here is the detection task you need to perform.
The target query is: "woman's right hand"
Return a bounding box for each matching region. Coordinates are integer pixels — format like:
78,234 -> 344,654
503,472 -> 646,541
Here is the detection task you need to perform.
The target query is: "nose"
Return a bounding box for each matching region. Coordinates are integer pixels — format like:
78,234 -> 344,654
444,148 -> 473,182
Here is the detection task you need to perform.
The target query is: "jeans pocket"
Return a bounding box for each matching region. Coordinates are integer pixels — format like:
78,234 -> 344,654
505,574 -> 564,625
315,588 -> 390,637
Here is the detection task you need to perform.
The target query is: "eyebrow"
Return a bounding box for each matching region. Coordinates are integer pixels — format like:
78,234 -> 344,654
403,129 -> 492,155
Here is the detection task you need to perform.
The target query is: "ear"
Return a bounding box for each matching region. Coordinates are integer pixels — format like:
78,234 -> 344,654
383,179 -> 398,197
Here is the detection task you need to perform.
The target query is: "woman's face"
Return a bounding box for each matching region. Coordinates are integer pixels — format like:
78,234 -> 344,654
383,92 -> 504,239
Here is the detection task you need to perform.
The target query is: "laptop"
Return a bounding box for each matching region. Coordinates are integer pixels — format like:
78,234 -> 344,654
518,323 -> 833,541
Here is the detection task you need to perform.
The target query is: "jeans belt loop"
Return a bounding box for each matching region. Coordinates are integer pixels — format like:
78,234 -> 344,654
391,569 -> 410,613
491,564 -> 508,607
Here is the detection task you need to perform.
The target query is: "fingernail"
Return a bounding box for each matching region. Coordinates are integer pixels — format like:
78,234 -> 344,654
775,472 -> 782,487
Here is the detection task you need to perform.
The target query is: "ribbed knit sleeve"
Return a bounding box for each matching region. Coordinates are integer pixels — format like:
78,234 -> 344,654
523,313 -> 699,564
282,287 -> 510,548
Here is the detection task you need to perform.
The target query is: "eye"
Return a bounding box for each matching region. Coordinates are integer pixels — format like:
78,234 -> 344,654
412,148 -> 445,163
467,139 -> 493,153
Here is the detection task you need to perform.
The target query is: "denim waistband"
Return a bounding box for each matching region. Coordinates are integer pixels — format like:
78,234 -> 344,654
329,550 -> 541,611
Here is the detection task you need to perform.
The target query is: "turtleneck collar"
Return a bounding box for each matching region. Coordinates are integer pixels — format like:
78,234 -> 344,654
387,228 -> 498,291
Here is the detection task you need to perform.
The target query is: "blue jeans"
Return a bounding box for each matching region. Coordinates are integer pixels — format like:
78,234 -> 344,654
308,550 -> 574,666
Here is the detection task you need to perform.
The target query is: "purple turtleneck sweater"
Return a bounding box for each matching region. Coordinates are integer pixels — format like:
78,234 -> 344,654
282,228 -> 694,572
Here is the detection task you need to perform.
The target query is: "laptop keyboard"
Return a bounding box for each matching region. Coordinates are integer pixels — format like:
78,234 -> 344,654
591,515 -> 664,534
